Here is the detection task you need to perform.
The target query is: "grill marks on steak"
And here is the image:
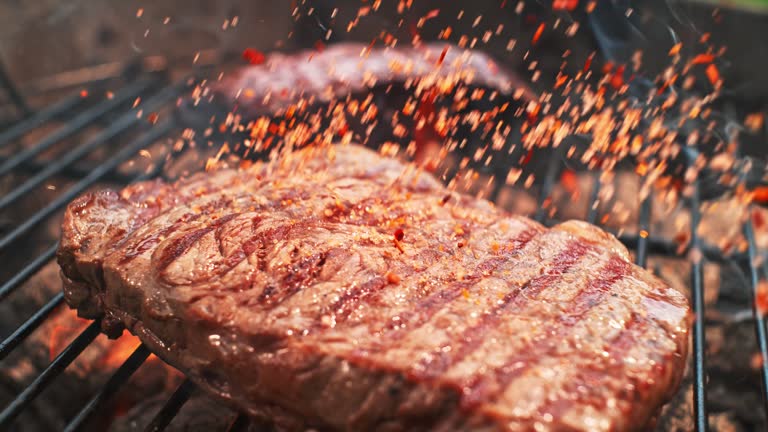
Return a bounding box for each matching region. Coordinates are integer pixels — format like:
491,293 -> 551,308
58,145 -> 690,431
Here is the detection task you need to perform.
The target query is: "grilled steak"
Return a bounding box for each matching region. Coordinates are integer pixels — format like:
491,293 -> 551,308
208,43 -> 534,116
58,144 -> 689,431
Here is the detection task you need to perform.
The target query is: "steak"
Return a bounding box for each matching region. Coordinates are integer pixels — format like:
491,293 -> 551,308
58,144 -> 689,431
208,43 -> 535,117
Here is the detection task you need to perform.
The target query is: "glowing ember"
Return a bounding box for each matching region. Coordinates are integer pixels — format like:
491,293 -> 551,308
757,281 -> 768,315
242,48 -> 265,65
532,23 -> 545,45
553,0 -> 579,11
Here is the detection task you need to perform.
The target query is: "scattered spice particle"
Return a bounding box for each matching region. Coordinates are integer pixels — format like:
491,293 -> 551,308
752,209 -> 766,230
147,112 -> 159,124
553,0 -> 579,11
560,169 -> 578,193
691,53 -> 715,65
705,63 -> 720,85
79,89 -> 88,98
554,74 -> 569,88
424,9 -> 440,20
242,48 -> 265,65
394,228 -> 405,241
386,272 -> 401,284
753,187 -> 768,205
745,113 -> 764,132
437,47 -> 448,65
532,23 -> 545,45
757,281 -> 768,314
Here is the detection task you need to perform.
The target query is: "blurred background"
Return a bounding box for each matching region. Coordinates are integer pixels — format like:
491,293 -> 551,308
1,0 -> 767,104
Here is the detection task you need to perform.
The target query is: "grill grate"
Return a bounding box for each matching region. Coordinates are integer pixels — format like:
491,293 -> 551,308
0,63 -> 765,432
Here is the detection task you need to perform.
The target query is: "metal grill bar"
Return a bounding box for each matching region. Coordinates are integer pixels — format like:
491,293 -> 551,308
0,77 -> 156,177
534,149 -> 561,223
63,344 -> 151,432
689,179 -> 708,431
0,119 -> 175,251
0,321 -> 101,428
0,94 -> 84,148
144,380 -> 196,432
744,218 -> 768,418
0,292 -> 64,361
0,242 -> 58,301
0,82 -> 185,211
13,158 -> 139,184
0,60 -> 31,117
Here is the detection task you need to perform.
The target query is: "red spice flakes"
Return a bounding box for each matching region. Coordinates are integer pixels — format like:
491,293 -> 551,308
674,232 -> 690,254
314,40 -> 326,53
754,187 -> 768,205
424,9 -> 440,20
554,74 -> 569,89
668,43 -> 682,56
691,54 -> 715,65
394,228 -> 405,241
242,48 -> 266,65
437,47 -> 449,65
526,102 -> 541,124
79,89 -> 89,98
746,113 -> 765,132
635,162 -> 648,176
147,112 -> 159,124
439,194 -> 451,206
583,53 -> 594,73
457,241 -> 465,248
521,149 -> 534,165
532,23 -> 545,45
753,209 -> 767,230
386,272 -> 401,285
560,169 -> 578,194
609,65 -> 625,90
757,281 -> 768,314
657,74 -> 678,95
552,0 -> 578,11
705,64 -> 720,85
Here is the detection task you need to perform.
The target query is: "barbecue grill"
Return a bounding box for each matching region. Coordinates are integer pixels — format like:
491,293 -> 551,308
0,2 -> 767,431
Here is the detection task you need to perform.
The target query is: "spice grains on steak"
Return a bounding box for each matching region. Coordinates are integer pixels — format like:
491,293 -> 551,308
58,144 -> 689,431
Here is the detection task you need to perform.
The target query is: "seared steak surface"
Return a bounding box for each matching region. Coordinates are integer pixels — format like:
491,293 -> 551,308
58,144 -> 689,431
212,43 -> 532,116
